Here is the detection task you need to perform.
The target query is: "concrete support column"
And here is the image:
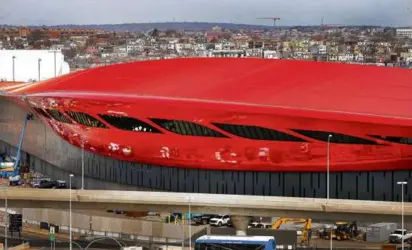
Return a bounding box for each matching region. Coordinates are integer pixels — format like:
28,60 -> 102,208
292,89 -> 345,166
231,216 -> 251,236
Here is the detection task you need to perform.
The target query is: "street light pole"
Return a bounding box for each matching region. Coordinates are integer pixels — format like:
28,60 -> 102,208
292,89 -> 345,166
327,134 -> 332,200
81,138 -> 84,190
12,56 -> 16,82
189,199 -> 191,250
69,174 -> 74,250
38,58 -> 42,82
54,50 -> 57,77
185,197 -> 192,250
327,134 -> 332,250
397,181 -> 408,250
3,184 -> 7,250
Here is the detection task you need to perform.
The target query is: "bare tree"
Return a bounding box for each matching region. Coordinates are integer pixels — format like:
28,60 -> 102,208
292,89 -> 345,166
62,48 -> 77,60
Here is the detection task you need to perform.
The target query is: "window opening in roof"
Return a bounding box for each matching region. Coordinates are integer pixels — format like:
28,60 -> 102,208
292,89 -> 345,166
151,119 -> 227,137
212,123 -> 306,141
99,114 -> 161,133
66,111 -> 107,128
46,109 -> 73,124
291,129 -> 378,144
33,107 -> 51,119
369,135 -> 412,145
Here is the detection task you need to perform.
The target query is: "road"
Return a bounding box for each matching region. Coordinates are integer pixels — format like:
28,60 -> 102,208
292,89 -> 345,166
0,187 -> 411,222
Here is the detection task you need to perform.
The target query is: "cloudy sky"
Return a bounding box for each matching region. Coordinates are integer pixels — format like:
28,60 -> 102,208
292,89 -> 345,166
1,0 -> 411,26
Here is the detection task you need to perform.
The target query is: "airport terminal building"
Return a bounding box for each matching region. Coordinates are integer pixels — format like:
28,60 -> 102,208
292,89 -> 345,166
0,57 -> 411,201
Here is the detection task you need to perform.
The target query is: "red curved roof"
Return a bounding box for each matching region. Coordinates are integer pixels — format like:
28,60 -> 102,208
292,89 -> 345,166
8,58 -> 412,118
4,58 -> 412,172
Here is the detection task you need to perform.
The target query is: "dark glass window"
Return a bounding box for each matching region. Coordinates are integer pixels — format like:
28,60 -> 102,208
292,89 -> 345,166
33,107 -> 51,119
99,114 -> 161,133
66,111 -> 107,128
46,109 -> 72,124
151,119 -> 227,137
212,123 -> 305,141
291,129 -> 378,144
369,135 -> 412,145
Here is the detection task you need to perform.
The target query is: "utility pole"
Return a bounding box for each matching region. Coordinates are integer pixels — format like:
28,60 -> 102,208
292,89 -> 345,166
54,50 -> 57,77
12,56 -> 16,82
38,58 -> 42,82
3,184 -> 7,250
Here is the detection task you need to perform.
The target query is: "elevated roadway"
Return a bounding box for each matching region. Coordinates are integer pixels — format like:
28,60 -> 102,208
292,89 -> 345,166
0,188 -> 409,222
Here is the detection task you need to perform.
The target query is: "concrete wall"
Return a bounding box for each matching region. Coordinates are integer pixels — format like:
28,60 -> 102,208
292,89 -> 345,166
21,208 -> 205,239
0,97 -> 411,201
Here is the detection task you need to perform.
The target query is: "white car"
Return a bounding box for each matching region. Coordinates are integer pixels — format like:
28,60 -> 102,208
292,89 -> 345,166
209,215 -> 231,227
389,229 -> 412,243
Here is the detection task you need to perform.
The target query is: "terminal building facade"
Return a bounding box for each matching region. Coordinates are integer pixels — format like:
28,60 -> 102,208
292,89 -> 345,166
0,58 -> 411,201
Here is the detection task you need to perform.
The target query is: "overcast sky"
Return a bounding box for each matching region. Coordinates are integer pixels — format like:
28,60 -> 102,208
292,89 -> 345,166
1,0 -> 411,26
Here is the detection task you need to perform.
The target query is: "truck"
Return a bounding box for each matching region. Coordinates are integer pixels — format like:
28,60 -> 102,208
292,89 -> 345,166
209,214 -> 231,227
389,229 -> 412,244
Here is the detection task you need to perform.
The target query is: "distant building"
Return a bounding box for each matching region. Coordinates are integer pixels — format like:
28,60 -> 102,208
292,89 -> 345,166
396,28 -> 412,38
212,26 -> 223,32
263,50 -> 279,59
0,50 -> 70,82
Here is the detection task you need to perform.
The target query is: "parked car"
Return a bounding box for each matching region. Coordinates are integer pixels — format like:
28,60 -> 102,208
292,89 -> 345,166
192,214 -> 219,225
209,215 -> 231,227
389,229 -> 412,243
31,177 -> 51,188
54,180 -> 67,189
38,180 -> 56,189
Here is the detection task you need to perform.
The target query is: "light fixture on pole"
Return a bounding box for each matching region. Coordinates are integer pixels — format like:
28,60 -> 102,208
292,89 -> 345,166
397,181 -> 407,250
38,58 -> 42,82
69,174 -> 74,250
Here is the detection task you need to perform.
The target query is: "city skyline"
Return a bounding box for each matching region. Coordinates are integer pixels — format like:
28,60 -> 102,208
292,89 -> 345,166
1,0 -> 411,27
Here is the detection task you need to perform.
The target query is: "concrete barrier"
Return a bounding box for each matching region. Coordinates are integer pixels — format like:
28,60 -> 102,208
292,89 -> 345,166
21,208 -> 205,240
9,242 -> 30,250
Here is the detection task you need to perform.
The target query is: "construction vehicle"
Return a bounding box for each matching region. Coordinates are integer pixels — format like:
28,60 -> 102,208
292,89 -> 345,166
323,221 -> 360,241
271,218 -> 312,246
300,219 -> 312,246
0,113 -> 33,181
272,218 -> 305,229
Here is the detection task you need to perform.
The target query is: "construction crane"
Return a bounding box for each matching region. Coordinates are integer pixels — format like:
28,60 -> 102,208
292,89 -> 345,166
257,17 -> 281,27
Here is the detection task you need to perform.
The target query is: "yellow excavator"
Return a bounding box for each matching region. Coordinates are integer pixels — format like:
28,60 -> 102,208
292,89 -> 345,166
272,218 -> 312,246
